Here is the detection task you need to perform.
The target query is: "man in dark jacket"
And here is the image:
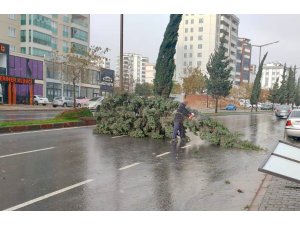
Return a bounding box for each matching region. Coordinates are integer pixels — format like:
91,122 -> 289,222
171,100 -> 193,143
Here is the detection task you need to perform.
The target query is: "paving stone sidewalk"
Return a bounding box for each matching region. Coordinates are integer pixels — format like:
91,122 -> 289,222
258,176 -> 300,211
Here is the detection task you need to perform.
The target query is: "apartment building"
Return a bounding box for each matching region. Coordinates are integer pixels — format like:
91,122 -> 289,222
145,63 -> 156,84
235,38 -> 252,84
175,14 -> 239,83
116,53 -> 149,92
261,62 -> 286,89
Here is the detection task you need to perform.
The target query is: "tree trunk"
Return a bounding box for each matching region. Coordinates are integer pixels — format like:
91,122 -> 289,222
215,97 -> 218,113
256,103 -> 258,112
251,104 -> 253,112
73,79 -> 76,108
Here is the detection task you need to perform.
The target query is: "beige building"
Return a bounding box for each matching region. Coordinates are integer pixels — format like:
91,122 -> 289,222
175,14 -> 239,83
0,14 -> 21,53
0,14 -> 90,57
145,63 -> 155,84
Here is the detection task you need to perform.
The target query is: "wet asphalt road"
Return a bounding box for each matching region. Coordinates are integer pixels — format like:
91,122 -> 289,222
0,112 -> 293,211
0,111 -> 59,121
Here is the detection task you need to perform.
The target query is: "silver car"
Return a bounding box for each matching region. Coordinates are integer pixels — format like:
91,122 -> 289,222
275,105 -> 292,118
285,109 -> 300,138
52,96 -> 74,107
84,96 -> 104,111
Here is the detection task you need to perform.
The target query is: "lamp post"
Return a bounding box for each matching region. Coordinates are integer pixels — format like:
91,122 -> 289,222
120,14 -> 124,92
252,40 -> 279,65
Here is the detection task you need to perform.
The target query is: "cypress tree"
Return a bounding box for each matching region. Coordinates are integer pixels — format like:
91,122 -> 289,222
154,14 -> 182,98
268,77 -> 280,107
286,66 -> 296,105
250,52 -> 268,112
278,64 -> 287,104
206,36 -> 232,113
295,77 -> 300,107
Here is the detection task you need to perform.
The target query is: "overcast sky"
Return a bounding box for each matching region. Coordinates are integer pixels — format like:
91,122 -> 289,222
90,14 -> 300,70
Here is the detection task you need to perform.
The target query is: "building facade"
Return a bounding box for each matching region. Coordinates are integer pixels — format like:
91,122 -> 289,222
116,53 -> 149,92
235,38 -> 252,84
145,63 -> 156,84
175,14 -> 239,83
249,64 -> 257,83
261,62 -> 286,89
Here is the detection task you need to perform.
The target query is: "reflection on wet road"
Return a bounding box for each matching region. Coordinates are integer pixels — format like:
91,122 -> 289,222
0,113 -> 294,210
0,111 -> 59,121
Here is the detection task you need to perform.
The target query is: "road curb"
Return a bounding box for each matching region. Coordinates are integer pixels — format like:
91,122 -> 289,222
248,174 -> 273,211
0,118 -> 96,134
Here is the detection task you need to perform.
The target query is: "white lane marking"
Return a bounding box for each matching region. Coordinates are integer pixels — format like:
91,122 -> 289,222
156,152 -> 171,157
181,145 -> 192,149
0,125 -> 96,137
3,179 -> 93,211
119,162 -> 140,170
0,147 -> 55,159
112,135 -> 128,139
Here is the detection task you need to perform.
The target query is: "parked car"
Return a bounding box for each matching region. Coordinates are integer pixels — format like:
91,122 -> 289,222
52,96 -> 74,107
275,105 -> 292,118
285,109 -> 300,138
84,96 -> 104,111
33,95 -> 49,106
76,97 -> 90,107
225,104 -> 237,111
261,103 -> 273,110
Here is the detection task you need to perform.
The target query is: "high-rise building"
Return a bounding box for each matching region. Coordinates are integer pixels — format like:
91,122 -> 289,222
145,63 -> 156,84
175,14 -> 239,83
235,38 -> 252,85
116,53 -> 149,92
0,14 -> 90,57
249,64 -> 257,83
261,62 -> 286,89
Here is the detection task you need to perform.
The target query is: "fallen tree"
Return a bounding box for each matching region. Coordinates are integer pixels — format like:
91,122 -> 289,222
94,94 -> 262,150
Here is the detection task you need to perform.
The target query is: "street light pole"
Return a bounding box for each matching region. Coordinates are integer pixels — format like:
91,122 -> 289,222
120,14 -> 124,92
252,40 -> 279,65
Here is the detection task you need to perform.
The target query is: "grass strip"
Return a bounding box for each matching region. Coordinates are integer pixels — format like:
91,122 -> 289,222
0,118 -> 80,127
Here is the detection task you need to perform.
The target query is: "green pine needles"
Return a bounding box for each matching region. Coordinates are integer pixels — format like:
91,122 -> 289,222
154,14 -> 183,98
94,94 -> 262,151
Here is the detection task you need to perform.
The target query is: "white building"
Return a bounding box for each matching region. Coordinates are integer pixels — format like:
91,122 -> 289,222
249,64 -> 257,83
261,62 -> 286,89
175,14 -> 239,83
116,53 -> 149,92
145,63 -> 155,84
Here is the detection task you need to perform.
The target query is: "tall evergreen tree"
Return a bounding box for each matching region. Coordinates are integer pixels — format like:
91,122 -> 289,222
268,77 -> 280,107
206,36 -> 232,113
154,14 -> 182,98
295,77 -> 300,107
278,64 -> 287,104
250,52 -> 268,112
286,66 -> 296,105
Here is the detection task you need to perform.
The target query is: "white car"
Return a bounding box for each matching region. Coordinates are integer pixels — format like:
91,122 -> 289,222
84,96 -> 104,111
33,95 -> 49,106
285,109 -> 300,138
52,96 -> 74,107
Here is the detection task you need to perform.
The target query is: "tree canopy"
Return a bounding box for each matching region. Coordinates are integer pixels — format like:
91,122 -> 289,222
182,67 -> 206,94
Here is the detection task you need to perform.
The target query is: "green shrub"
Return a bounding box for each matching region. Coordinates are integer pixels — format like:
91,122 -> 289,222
56,108 -> 93,119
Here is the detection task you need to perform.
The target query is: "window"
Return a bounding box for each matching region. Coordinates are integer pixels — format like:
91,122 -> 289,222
52,37 -> 57,49
190,45 -> 193,49
21,47 -> 26,54
184,45 -> 187,50
29,30 -> 31,42
197,52 -> 202,57
189,61 -> 192,66
10,45 -> 16,52
199,27 -> 203,32
32,14 -> 52,31
63,25 -> 69,38
189,53 -> 193,57
32,47 -> 51,57
190,36 -> 193,41
71,42 -> 88,55
184,53 -> 187,58
71,27 -> 88,42
21,14 -> 26,25
184,62 -> 187,66
52,14 -> 58,19
190,28 -> 194,32
197,61 -> 201,66
198,44 -> 202,49
63,41 -> 69,53
191,19 -> 194,24
272,72 -> 275,75
184,36 -> 188,41
185,20 -> 188,25
185,28 -> 188,33
20,30 -> 26,42
63,15 -> 69,23
33,30 -> 52,47
199,18 -> 204,23
8,27 -> 16,37
198,35 -> 203,40
52,21 -> 57,34
8,14 -> 16,20
29,47 -> 31,55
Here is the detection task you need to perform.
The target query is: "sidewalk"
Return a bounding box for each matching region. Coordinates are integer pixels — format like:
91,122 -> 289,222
250,175 -> 300,211
0,104 -> 67,111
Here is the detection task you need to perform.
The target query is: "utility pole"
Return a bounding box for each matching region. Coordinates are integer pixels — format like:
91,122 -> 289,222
120,14 -> 124,91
